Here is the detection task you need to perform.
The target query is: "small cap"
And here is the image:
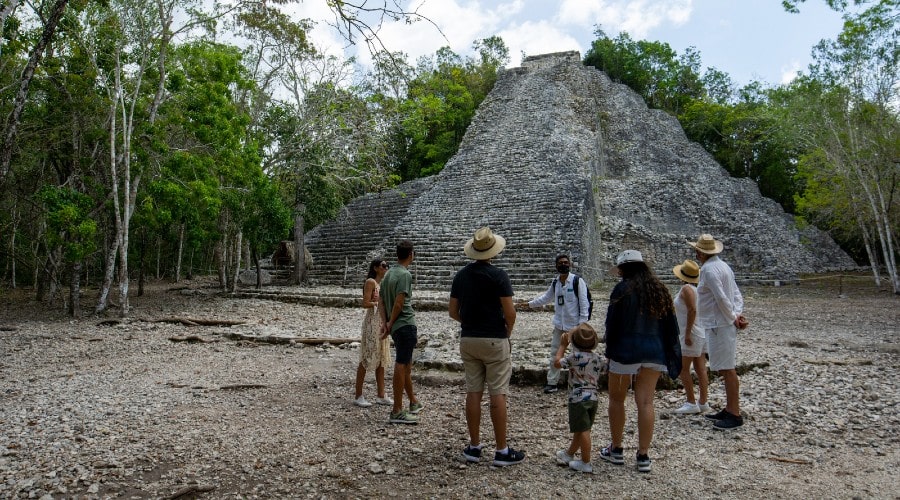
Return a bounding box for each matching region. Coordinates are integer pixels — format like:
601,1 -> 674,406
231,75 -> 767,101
615,250 -> 643,266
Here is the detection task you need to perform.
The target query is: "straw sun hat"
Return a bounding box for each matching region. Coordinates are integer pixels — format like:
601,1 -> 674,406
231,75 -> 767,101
673,259 -> 700,284
464,227 -> 506,260
687,234 -> 724,255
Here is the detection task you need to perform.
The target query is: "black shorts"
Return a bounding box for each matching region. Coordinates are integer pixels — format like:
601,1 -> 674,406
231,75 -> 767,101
391,325 -> 417,365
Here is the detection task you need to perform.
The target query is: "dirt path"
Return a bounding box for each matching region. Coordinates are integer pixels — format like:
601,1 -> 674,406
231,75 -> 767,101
0,279 -> 897,498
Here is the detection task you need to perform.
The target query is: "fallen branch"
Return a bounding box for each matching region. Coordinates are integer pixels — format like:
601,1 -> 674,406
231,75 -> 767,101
219,384 -> 268,390
767,455 -> 813,465
168,335 -> 215,343
153,317 -> 246,327
803,358 -> 873,366
167,484 -> 216,499
220,331 -> 358,345
0,325 -> 18,331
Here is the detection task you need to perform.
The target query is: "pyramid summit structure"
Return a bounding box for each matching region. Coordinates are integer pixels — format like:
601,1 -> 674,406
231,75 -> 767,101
303,51 -> 854,289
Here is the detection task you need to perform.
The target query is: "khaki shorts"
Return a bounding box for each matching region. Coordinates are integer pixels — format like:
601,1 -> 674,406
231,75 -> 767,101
460,336 -> 511,395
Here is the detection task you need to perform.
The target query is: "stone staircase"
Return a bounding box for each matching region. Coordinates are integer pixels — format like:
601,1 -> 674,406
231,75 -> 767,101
303,51 -> 856,291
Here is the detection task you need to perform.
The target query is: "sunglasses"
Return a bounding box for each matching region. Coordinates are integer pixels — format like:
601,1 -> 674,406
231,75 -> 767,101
380,263 -> 389,268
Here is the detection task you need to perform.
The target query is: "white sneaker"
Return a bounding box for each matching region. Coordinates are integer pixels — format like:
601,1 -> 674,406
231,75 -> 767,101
569,460 -> 593,473
374,397 -> 393,406
353,396 -> 372,408
698,402 -> 712,413
674,402 -> 700,414
556,450 -> 574,465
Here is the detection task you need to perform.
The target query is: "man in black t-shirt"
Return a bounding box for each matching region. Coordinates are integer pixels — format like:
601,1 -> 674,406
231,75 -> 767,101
449,227 -> 525,467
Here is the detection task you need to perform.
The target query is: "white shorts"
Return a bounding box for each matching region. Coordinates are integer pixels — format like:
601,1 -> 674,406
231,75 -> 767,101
680,327 -> 707,358
608,360 -> 667,375
707,324 -> 737,371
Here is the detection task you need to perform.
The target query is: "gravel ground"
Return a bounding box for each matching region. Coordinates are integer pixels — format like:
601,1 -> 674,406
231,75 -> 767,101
1,278 -> 898,499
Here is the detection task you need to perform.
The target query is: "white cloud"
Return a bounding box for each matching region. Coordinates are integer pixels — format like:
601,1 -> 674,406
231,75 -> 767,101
556,0 -> 692,39
499,20 -> 582,65
780,61 -> 803,84
349,0 -> 519,68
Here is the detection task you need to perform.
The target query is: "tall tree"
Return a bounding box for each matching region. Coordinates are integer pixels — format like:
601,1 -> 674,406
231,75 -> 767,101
784,2 -> 899,292
0,0 -> 69,186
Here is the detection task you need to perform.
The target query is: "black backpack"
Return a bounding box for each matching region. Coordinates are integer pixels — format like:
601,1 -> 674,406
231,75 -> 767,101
552,274 -> 594,320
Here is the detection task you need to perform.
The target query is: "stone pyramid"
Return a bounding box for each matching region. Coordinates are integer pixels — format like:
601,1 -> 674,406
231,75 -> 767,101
304,51 -> 854,290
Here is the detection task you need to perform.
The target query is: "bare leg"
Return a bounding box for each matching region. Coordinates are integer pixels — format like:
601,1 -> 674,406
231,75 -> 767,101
354,364 -> 366,399
573,430 -> 591,462
607,373 -> 630,448
634,369 -> 661,455
721,368 -> 740,415
566,435 -> 579,456
465,392 -> 482,446
375,365 -> 386,399
489,393 -> 508,450
391,362 -> 404,414
403,363 -> 417,404
679,356 -> 695,403
694,356 -> 709,405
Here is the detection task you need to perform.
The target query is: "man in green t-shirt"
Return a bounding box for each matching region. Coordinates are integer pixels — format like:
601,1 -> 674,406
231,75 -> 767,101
380,240 -> 423,424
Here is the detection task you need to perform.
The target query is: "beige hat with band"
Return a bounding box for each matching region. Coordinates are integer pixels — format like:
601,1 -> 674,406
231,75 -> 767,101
464,227 -> 506,260
673,259 -> 700,284
687,234 -> 724,255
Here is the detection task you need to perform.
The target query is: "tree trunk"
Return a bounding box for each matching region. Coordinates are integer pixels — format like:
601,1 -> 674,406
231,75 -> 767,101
231,230 -> 242,293
69,261 -> 82,318
96,237 -> 117,314
8,203 -> 16,288
156,236 -> 161,279
215,238 -> 226,290
138,228 -> 145,296
0,0 -> 69,185
252,245 -> 261,289
176,223 -> 184,282
292,211 -> 306,284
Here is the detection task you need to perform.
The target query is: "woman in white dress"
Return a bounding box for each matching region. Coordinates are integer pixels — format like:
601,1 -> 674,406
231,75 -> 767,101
354,259 -> 393,407
672,260 -> 710,414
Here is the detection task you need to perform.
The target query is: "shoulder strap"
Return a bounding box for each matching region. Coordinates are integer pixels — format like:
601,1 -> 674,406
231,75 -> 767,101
573,275 -> 581,310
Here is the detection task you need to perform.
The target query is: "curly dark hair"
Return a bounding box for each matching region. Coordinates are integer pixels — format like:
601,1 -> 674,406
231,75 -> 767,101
618,261 -> 675,319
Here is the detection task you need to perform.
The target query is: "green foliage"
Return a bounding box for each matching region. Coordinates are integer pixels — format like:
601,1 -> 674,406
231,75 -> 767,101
392,37 -> 509,180
36,186 -> 98,263
584,30 -> 703,115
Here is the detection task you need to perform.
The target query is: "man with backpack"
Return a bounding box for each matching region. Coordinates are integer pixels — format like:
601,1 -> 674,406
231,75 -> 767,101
520,254 -> 591,394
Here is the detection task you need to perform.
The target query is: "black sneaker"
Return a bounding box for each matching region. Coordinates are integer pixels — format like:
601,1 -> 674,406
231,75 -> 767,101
598,444 -> 624,465
713,412 -> 744,430
462,445 -> 482,463
493,447 -> 526,466
636,453 -> 652,473
543,385 -> 558,394
704,408 -> 729,421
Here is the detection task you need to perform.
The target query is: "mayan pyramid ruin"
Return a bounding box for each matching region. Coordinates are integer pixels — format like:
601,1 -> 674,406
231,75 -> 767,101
303,51 -> 854,289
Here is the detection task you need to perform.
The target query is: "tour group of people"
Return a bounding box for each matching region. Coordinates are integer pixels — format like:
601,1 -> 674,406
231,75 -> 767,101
352,228 -> 746,473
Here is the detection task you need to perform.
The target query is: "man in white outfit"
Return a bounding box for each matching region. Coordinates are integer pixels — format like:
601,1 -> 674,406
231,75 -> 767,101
689,234 -> 747,430
520,255 -> 590,394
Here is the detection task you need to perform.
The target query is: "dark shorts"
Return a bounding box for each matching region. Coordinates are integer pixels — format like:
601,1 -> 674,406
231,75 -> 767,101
568,400 -> 598,433
391,325 -> 417,365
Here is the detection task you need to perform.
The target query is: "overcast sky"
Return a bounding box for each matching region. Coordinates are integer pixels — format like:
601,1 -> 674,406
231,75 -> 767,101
290,0 -> 847,87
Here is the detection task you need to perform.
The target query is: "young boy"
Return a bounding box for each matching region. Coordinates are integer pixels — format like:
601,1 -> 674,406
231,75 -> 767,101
553,322 -> 607,473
